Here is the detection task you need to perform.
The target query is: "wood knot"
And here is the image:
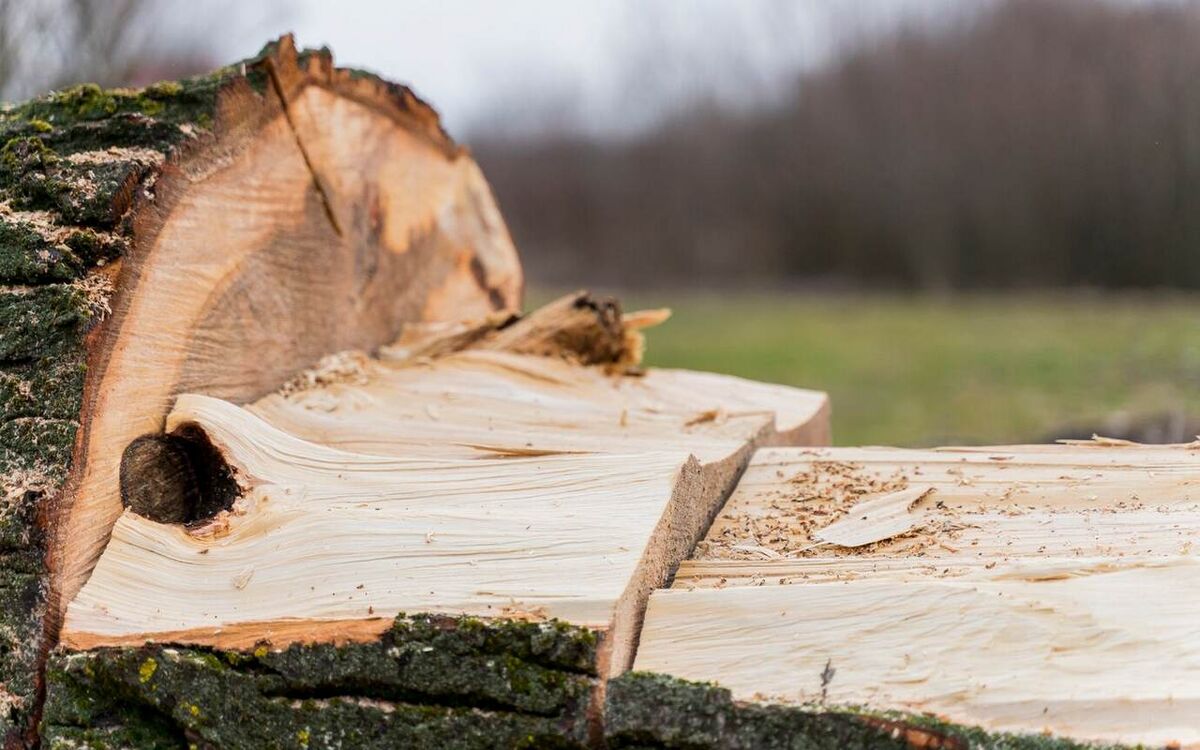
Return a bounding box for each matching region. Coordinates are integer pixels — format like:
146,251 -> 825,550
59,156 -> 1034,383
119,426 -> 240,525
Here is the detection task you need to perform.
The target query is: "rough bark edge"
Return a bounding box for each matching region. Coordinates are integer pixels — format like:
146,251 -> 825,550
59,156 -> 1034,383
46,635 -> 1146,750
602,673 -> 1139,750
42,614 -> 599,749
0,284 -> 96,747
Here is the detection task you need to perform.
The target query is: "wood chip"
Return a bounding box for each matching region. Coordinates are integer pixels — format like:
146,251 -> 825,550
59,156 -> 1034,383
814,486 -> 935,548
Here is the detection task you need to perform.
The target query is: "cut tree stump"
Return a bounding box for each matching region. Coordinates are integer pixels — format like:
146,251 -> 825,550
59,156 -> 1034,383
1,34 -> 1191,750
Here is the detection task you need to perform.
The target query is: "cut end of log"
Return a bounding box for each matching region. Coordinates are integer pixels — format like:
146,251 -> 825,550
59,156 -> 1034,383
40,33 -> 525,630
0,35 -> 536,744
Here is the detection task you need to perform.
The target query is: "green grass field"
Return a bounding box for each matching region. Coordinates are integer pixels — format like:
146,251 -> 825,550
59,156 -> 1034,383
580,291 -> 1200,447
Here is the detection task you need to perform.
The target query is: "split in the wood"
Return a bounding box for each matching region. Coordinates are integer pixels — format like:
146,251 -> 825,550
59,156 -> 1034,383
635,443 -> 1200,748
384,290 -> 668,371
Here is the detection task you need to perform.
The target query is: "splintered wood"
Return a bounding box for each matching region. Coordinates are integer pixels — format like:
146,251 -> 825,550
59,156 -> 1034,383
635,444 -> 1200,747
61,302 -> 828,678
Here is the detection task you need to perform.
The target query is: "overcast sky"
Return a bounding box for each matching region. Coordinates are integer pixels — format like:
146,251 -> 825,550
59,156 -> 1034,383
216,0 -> 972,138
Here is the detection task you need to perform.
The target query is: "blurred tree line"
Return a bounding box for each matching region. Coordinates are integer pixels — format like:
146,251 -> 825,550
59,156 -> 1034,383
0,0 -> 230,100
474,0 -> 1200,290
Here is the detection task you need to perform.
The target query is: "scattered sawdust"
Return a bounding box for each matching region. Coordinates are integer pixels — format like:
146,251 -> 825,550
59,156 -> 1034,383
0,201 -> 73,243
64,146 -> 165,167
696,460 -> 918,559
695,460 -> 976,562
280,350 -> 370,396
498,604 -> 550,622
0,465 -> 55,523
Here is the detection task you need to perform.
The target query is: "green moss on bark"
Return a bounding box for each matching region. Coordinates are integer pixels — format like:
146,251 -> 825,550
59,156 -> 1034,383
42,614 -> 599,749
251,614 -> 596,717
0,39 -> 291,747
0,47 -> 275,228
0,280 -> 92,744
603,673 -> 1137,750
387,613 -> 599,676
0,218 -> 85,283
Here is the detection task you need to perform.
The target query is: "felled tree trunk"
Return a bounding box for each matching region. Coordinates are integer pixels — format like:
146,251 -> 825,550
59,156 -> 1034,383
0,34 -> 832,749
4,34 -> 1187,750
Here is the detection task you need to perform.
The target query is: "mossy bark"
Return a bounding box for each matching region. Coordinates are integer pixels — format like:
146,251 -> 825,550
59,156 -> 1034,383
46,636 -> 1146,750
603,673 -> 1134,750
0,51 -> 267,747
0,282 -> 92,746
42,614 -> 598,750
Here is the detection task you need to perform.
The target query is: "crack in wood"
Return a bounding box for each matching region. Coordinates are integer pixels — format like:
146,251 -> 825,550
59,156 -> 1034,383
262,59 -> 344,238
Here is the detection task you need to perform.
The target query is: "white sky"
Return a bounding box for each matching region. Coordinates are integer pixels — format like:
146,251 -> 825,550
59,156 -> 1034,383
219,0 -> 973,138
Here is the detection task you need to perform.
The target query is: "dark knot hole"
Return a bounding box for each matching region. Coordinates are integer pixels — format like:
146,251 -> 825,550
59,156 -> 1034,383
119,425 -> 240,525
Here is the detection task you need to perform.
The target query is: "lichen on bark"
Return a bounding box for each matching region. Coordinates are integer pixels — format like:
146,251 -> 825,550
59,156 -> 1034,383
603,672 -> 1130,750
0,45 -> 275,747
42,614 -> 599,750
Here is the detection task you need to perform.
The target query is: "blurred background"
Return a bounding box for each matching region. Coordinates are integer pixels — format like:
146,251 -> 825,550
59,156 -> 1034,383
6,0 -> 1200,446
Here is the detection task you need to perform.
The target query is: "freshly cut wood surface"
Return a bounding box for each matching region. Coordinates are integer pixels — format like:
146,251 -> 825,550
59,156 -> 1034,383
252,351 -> 828,462
68,395 -> 691,647
636,443 -> 1200,747
50,36 -> 522,632
62,337 -> 828,676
